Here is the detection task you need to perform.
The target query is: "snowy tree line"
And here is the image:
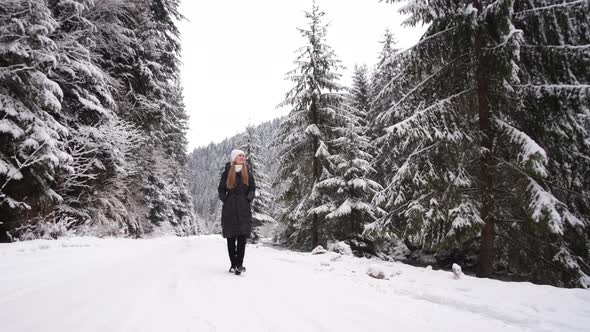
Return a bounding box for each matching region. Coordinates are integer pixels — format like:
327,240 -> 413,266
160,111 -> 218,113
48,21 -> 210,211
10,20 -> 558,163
270,0 -> 590,288
0,0 -> 195,241
186,118 -> 281,239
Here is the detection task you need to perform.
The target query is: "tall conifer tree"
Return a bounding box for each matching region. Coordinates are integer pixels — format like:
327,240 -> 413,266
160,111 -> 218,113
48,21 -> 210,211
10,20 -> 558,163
368,0 -> 589,287
275,1 -> 345,248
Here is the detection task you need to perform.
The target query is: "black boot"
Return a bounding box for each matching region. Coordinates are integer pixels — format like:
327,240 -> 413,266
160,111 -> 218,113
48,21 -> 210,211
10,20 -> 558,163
227,236 -> 238,273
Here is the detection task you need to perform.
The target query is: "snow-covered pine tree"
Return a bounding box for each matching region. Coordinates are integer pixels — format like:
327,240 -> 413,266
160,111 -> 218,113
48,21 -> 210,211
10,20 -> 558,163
368,0 -> 589,287
0,0 -> 195,240
129,0 -> 195,235
86,0 -> 195,235
40,0 -> 135,236
501,0 -> 590,287
86,0 -> 138,103
129,0 -> 183,143
368,29 -> 401,136
83,0 -> 155,236
315,77 -> 383,255
241,125 -> 275,242
164,81 -> 195,236
275,1 -> 346,249
0,0 -> 70,241
350,64 -> 371,127
48,0 -> 114,126
366,1 -> 481,259
368,29 -> 403,181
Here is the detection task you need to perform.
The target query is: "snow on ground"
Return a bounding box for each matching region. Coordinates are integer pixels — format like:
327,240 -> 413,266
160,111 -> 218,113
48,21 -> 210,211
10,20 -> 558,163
1,235 -> 589,332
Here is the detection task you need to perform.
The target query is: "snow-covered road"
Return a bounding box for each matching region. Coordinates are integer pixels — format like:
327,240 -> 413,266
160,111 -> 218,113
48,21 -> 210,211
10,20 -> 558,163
1,235 -> 589,332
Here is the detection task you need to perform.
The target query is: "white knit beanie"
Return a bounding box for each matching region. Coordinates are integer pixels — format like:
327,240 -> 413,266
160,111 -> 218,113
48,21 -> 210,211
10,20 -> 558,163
230,149 -> 245,163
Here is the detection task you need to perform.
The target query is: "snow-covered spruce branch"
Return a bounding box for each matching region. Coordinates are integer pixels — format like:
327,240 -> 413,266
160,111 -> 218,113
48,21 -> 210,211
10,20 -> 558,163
479,0 -> 510,17
493,156 -> 590,202
387,191 -> 436,217
494,218 -> 527,223
499,222 -> 590,286
375,42 -> 471,118
572,151 -> 590,163
492,158 -> 587,233
0,141 -> 49,205
1,5 -> 32,17
383,88 -> 473,136
495,118 -> 548,176
365,191 -> 435,237
0,65 -> 34,77
514,84 -> 590,90
495,223 -> 563,270
363,216 -> 404,238
372,70 -> 403,105
57,139 -> 98,193
520,44 -> 590,50
372,142 -> 438,201
514,0 -> 587,17
577,256 -> 590,271
379,53 -> 471,124
396,26 -> 459,55
499,219 -> 562,249
481,28 -> 523,52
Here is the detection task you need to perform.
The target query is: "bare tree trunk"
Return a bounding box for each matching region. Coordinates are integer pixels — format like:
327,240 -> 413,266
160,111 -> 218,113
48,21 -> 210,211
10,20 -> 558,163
311,98 -> 319,248
473,0 -> 496,278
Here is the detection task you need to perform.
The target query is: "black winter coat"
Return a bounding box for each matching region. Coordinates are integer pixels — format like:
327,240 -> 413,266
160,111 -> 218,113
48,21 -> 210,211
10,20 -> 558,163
218,162 -> 256,238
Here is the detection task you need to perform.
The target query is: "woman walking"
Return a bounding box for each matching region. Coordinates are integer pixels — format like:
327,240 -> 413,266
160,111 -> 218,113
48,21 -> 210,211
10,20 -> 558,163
218,149 -> 256,275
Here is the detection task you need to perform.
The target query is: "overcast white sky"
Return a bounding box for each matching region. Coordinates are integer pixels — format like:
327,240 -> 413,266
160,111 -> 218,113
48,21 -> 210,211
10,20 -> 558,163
178,0 -> 427,151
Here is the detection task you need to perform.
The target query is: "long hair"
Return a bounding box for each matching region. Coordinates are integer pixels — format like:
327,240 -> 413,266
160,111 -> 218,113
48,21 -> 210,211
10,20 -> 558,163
226,161 -> 249,189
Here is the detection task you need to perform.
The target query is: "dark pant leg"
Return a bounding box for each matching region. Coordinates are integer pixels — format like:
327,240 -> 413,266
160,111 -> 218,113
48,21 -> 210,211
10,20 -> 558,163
227,236 -> 237,267
236,235 -> 247,267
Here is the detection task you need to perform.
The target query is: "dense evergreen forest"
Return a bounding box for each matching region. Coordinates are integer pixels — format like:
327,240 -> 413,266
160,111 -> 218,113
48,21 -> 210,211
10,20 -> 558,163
2,0 -> 588,288
0,0 -> 195,240
190,0 -> 590,288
